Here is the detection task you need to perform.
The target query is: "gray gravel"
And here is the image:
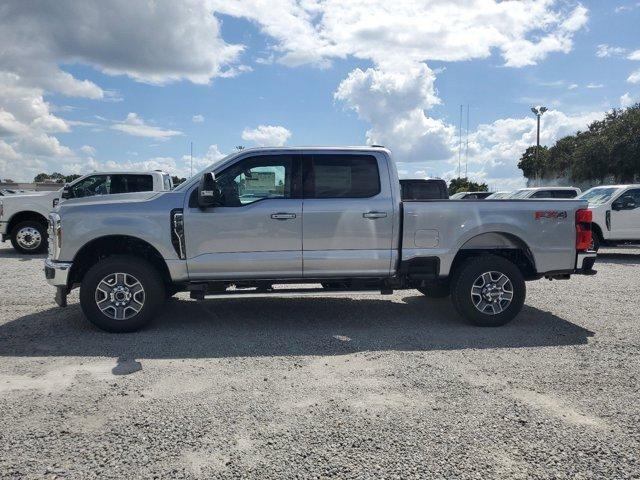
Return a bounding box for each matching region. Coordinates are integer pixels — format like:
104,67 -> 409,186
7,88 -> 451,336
1,244 -> 639,479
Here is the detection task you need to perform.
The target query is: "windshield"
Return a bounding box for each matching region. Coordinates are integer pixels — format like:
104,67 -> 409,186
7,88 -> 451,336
508,189 -> 533,199
450,192 -> 466,199
172,153 -> 235,192
579,187 -> 619,205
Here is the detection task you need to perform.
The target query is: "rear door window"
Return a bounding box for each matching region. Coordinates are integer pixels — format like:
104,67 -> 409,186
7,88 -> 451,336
304,154 -> 380,198
531,190 -> 554,198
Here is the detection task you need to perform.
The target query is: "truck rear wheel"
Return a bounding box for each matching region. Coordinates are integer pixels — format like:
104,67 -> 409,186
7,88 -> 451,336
11,220 -> 48,254
451,255 -> 525,327
79,255 -> 165,332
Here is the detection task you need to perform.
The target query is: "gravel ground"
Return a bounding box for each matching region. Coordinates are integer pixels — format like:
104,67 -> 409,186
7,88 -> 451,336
0,244 -> 639,479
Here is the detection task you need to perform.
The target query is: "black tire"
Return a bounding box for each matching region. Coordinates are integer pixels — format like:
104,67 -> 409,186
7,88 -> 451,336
417,281 -> 450,298
10,220 -> 48,254
79,255 -> 165,333
450,255 -> 525,327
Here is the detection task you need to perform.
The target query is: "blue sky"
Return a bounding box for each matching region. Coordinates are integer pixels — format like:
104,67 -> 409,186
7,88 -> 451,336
1,1 -> 639,187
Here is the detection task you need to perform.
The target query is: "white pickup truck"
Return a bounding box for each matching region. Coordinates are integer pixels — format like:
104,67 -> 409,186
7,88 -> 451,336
1,171 -> 172,253
508,187 -> 582,199
579,185 -> 640,250
44,147 -> 597,332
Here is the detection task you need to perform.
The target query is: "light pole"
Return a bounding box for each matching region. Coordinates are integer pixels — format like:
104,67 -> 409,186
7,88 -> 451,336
531,106 -> 547,185
530,106 -> 547,165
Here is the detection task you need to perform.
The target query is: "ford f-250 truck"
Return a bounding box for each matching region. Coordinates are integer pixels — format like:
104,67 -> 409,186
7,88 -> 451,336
44,147 -> 596,332
0,171 -> 172,253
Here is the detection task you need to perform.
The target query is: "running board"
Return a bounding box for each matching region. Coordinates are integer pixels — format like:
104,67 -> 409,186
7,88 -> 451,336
189,287 -> 392,300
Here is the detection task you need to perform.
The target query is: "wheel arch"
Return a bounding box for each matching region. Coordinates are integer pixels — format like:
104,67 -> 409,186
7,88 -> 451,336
69,235 -> 171,288
7,210 -> 48,234
451,232 -> 537,280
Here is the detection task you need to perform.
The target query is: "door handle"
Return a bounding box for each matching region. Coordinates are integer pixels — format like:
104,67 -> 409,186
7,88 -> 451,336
271,212 -> 297,220
363,211 -> 387,219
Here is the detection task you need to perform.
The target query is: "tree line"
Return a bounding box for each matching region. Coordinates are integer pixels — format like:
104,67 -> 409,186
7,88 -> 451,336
518,103 -> 640,185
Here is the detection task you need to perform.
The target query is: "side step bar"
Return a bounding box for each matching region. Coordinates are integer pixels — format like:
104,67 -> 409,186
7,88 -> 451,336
189,286 -> 393,300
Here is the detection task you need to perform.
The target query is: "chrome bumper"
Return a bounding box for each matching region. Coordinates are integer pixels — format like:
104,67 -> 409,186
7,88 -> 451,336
44,258 -> 73,287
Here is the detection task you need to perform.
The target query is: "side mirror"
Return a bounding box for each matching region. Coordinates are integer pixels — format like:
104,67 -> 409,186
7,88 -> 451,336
61,184 -> 72,200
198,172 -> 222,209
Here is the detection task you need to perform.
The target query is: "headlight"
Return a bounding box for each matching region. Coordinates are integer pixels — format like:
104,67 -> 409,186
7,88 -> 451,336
48,213 -> 62,259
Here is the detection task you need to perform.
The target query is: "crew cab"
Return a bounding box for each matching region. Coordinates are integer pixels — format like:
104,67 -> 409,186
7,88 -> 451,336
508,187 -> 581,199
579,185 -> 640,250
0,171 -> 172,253
44,147 -> 596,332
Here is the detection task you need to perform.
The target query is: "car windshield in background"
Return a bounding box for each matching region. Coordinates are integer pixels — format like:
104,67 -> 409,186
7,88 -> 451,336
579,187 -> 619,205
508,189 -> 533,199
486,191 -> 511,199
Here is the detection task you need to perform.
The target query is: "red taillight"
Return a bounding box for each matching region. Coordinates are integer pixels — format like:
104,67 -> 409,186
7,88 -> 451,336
576,208 -> 593,251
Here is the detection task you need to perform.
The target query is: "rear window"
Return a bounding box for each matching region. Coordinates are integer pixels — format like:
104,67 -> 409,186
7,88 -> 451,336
552,190 -> 578,198
110,174 -> 154,194
305,154 -> 380,198
400,180 -> 447,200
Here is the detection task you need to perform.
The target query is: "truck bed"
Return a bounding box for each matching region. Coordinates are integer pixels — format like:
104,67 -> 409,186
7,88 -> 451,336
401,199 -> 589,276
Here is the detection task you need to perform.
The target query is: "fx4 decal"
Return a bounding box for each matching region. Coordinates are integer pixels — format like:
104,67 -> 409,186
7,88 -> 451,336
535,210 -> 568,220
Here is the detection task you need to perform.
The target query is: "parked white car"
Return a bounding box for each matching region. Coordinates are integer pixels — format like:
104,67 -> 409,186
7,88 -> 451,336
579,185 -> 640,250
508,187 -> 581,199
0,171 -> 173,253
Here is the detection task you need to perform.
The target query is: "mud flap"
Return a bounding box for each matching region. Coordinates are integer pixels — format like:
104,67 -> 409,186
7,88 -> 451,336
55,286 -> 68,307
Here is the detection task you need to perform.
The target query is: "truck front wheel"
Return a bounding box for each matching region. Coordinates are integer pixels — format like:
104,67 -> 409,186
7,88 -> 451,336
79,255 -> 165,332
11,220 -> 48,254
451,255 -> 525,327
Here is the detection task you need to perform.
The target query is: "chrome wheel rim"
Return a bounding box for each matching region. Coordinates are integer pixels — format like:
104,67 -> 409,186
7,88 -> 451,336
471,271 -> 513,315
16,226 -> 42,250
95,272 -> 145,320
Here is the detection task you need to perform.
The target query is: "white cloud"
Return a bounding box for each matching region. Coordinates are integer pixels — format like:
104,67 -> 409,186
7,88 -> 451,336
455,109 -> 603,188
241,125 -> 292,146
0,1 -> 244,88
596,44 -> 627,58
586,83 -> 604,89
192,114 -> 205,123
628,69 -> 640,84
629,50 -> 640,61
335,62 -> 454,163
615,3 -> 640,13
620,92 -> 638,107
80,145 -> 96,156
568,83 -> 579,90
111,113 -> 182,139
214,1 -> 588,69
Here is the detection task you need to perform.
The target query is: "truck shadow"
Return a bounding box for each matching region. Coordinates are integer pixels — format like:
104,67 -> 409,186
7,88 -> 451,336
596,252 -> 640,264
0,295 -> 594,359
0,249 -> 45,261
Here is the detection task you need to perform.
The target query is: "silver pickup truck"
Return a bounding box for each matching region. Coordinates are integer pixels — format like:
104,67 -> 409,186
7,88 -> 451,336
44,147 -> 596,332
